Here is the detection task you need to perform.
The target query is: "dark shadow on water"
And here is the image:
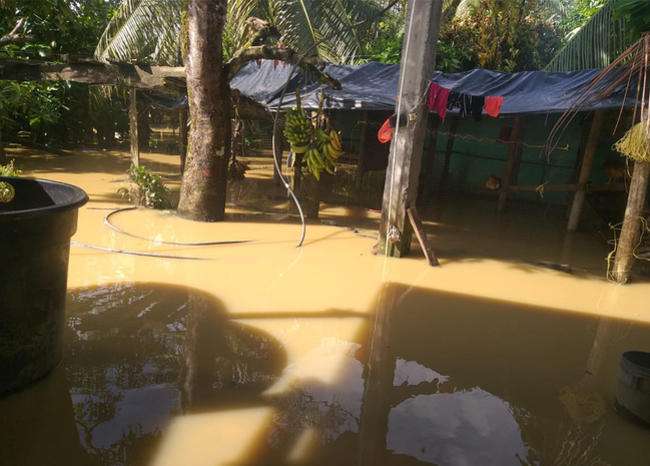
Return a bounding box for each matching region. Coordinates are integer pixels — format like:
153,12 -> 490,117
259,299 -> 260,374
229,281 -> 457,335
2,283 -> 650,465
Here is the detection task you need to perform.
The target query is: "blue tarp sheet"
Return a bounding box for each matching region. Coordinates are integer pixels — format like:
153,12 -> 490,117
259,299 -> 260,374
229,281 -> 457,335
230,60 -> 635,115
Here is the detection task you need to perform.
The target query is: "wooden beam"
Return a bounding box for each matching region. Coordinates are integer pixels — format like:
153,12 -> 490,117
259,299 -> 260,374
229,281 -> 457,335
0,59 -> 185,90
497,117 -> 524,212
567,110 -> 605,231
612,160 -> 650,283
378,0 -> 443,257
129,88 -> 140,167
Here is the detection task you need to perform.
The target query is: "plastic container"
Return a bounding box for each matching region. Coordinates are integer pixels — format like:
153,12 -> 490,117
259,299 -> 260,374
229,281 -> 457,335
0,177 -> 87,395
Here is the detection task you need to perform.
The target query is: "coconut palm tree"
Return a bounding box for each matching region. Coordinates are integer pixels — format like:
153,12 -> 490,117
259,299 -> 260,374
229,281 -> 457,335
95,0 -> 388,66
546,0 -> 650,72
95,0 -> 394,221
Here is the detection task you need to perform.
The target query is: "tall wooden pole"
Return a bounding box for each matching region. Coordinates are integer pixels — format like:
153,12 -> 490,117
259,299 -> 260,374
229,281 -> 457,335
128,88 -> 140,167
378,0 -> 443,257
497,117 -> 523,213
612,160 -> 650,283
613,36 -> 650,283
567,110 -> 605,231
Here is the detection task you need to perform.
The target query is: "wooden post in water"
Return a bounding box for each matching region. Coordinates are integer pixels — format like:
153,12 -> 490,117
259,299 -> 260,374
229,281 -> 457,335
355,111 -> 370,187
567,110 -> 605,231
438,117 -> 458,193
612,160 -> 650,283
378,0 -> 443,257
129,88 -> 140,167
497,117 -> 523,212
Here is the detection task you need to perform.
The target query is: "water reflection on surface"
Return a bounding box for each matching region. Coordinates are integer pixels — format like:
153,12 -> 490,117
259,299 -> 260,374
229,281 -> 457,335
1,282 -> 650,466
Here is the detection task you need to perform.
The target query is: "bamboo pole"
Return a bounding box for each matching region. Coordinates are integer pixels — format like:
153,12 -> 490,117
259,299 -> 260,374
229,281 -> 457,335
567,110 -> 605,231
612,160 -> 650,283
497,117 -> 523,212
128,88 -> 140,167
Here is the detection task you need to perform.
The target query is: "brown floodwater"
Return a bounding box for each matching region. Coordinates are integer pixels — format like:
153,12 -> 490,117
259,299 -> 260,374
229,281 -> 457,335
1,148 -> 650,466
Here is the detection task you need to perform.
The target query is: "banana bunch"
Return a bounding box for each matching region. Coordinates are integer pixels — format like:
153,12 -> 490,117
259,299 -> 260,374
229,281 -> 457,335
0,181 -> 15,203
304,129 -> 344,180
283,109 -> 311,154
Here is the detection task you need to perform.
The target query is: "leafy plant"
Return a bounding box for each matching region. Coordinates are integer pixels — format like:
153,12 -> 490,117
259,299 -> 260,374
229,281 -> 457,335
119,164 -> 169,209
0,159 -> 22,177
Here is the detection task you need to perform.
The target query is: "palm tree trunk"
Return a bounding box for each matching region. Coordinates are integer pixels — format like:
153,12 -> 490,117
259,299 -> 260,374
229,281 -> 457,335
177,0 -> 230,221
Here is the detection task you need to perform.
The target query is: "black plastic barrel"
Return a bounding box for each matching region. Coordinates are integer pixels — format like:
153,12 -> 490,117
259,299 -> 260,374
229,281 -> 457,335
0,177 -> 87,395
616,351 -> 650,425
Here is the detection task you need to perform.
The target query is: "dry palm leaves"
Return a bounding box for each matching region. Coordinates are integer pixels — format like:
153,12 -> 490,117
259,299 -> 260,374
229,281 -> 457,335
613,119 -> 650,162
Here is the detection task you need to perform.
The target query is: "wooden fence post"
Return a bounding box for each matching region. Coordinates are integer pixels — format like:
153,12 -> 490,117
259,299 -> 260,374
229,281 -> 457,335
129,88 -> 140,167
567,110 -> 605,231
378,0 -> 443,257
497,117 -> 523,212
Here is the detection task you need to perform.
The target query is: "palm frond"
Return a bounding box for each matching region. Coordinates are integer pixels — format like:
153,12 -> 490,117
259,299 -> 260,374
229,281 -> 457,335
545,0 -> 630,72
95,0 -> 182,66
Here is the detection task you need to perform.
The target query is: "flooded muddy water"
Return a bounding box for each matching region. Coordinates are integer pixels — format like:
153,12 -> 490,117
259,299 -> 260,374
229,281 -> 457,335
1,148 -> 649,466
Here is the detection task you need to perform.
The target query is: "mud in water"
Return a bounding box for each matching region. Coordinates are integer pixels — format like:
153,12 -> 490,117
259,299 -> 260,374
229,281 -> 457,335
1,148 -> 649,466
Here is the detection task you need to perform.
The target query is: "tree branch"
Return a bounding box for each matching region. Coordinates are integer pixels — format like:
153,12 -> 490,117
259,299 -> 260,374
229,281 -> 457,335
0,18 -> 33,47
225,45 -> 341,89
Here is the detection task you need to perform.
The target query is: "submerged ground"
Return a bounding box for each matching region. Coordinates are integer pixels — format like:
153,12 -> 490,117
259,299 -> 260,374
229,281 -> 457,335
1,147 -> 649,466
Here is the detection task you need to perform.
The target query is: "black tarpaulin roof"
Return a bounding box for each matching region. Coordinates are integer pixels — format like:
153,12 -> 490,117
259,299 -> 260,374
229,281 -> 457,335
229,60 -> 635,115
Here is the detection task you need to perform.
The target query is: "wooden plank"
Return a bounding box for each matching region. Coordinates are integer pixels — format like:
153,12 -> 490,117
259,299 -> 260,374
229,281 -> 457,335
497,117 -> 523,212
378,0 -> 443,257
129,88 -> 140,167
567,110 -> 605,231
0,59 -> 185,89
407,207 -> 439,266
612,160 -> 650,283
507,182 -> 626,193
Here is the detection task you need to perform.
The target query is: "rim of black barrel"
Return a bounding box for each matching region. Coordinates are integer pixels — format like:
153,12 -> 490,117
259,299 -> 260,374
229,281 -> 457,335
0,176 -> 88,219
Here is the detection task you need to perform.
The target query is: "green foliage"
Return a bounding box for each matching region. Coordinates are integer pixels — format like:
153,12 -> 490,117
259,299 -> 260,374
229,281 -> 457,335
363,0 -> 561,71
0,0 -> 123,146
121,164 -> 169,209
545,0 -> 649,72
0,159 -> 22,177
0,81 -> 68,142
612,0 -> 650,41
96,0 -> 387,65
